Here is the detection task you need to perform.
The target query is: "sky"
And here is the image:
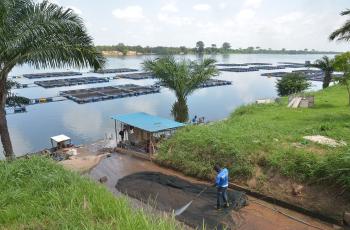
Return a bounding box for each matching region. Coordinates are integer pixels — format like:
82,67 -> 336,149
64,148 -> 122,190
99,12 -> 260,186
35,0 -> 350,51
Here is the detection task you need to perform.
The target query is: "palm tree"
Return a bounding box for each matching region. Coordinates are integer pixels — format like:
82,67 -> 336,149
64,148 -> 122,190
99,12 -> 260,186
143,56 -> 218,122
310,56 -> 335,88
330,9 -> 350,41
0,0 -> 105,160
196,41 -> 205,54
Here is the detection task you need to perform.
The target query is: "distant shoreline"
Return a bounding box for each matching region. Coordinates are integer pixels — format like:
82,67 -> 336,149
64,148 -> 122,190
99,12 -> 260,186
101,51 -> 341,57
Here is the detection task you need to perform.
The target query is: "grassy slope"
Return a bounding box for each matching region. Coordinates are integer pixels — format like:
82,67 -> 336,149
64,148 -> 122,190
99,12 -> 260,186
157,85 -> 350,191
0,157 -> 179,230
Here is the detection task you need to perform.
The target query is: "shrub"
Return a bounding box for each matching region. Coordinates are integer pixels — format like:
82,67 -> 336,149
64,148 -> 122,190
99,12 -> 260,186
276,73 -> 311,96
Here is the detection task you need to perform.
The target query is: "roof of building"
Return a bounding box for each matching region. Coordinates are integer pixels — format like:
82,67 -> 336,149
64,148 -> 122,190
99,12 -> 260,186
111,112 -> 185,133
50,134 -> 71,143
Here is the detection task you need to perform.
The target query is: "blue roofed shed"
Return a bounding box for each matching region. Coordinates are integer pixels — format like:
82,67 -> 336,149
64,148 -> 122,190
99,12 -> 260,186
111,112 -> 185,158
111,112 -> 185,133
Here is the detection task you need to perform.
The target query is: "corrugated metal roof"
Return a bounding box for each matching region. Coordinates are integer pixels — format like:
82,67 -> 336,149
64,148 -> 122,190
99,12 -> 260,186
50,134 -> 71,143
111,112 -> 185,133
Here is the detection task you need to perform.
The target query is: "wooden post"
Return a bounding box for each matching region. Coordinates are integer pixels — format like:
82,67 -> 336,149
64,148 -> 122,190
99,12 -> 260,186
114,120 -> 118,147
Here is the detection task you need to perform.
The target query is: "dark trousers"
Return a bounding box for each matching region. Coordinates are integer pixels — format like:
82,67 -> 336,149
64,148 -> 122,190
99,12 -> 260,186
217,187 -> 228,208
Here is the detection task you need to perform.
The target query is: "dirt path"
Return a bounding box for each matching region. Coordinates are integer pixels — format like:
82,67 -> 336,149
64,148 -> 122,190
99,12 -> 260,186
88,153 -> 336,230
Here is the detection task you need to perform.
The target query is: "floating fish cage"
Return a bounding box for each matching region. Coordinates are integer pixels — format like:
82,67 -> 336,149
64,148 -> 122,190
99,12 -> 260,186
261,72 -> 288,77
23,71 -> 82,79
155,80 -> 231,88
278,64 -> 305,68
261,70 -> 333,82
244,63 -> 272,66
219,67 -> 260,72
60,84 -> 160,104
34,77 -> 109,88
216,63 -> 273,67
278,62 -> 306,66
14,106 -> 26,113
94,68 -> 138,74
118,72 -> 154,80
216,63 -> 249,67
254,66 -> 286,70
198,79 -> 232,88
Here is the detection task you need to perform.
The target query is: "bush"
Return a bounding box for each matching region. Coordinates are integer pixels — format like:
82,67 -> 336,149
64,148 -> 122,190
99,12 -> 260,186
0,157 -> 179,229
6,96 -> 30,106
276,73 -> 311,96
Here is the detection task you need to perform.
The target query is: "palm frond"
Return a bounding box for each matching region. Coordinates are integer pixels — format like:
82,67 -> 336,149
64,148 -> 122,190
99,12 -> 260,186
0,0 -> 105,73
341,9 -> 350,16
330,10 -> 350,41
143,56 -> 218,99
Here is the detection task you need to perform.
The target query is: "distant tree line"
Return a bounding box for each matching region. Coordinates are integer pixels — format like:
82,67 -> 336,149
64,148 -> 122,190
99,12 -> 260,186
96,41 -> 339,56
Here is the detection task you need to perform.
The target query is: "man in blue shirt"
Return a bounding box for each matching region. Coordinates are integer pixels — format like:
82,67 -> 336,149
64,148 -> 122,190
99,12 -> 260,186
213,164 -> 229,210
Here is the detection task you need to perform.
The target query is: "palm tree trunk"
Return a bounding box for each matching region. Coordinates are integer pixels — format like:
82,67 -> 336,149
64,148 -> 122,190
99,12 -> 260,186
323,71 -> 332,89
346,82 -> 350,106
0,71 -> 15,160
171,96 -> 189,122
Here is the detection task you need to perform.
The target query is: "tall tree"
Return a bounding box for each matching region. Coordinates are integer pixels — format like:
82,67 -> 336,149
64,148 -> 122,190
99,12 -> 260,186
196,41 -> 205,54
310,56 -> 335,89
333,52 -> 350,106
0,0 -> 105,160
143,56 -> 218,122
222,42 -> 231,53
211,44 -> 217,54
329,9 -> 350,41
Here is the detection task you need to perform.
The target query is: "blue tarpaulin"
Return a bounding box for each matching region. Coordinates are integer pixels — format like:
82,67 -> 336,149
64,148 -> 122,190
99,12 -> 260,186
111,112 -> 185,133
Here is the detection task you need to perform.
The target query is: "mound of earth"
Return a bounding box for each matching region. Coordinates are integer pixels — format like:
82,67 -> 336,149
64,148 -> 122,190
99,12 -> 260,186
116,172 -> 247,229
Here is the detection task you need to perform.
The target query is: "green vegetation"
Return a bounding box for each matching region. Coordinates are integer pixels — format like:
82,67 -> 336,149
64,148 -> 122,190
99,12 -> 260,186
156,85 -> 350,191
276,73 -> 311,96
196,41 -> 205,54
333,52 -> 350,105
0,0 -> 105,160
5,80 -> 30,107
143,56 -> 218,122
329,9 -> 350,41
310,56 -> 335,89
0,157 -> 179,230
96,43 -> 338,56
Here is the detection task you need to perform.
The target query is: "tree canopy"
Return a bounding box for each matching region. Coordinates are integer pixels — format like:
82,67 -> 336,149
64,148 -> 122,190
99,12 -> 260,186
0,0 -> 105,159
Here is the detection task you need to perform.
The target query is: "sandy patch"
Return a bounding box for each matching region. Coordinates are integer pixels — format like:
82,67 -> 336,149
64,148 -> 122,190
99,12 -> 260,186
303,135 -> 346,147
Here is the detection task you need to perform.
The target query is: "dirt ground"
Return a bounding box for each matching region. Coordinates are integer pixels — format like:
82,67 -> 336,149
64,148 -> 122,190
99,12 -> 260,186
88,152 -> 337,230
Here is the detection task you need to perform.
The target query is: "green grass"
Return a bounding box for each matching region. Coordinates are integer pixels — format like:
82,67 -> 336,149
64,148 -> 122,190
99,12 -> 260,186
157,85 -> 350,190
0,157 -> 180,230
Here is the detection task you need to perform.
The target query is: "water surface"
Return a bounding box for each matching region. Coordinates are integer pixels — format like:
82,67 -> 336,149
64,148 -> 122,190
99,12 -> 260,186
2,54 -> 326,157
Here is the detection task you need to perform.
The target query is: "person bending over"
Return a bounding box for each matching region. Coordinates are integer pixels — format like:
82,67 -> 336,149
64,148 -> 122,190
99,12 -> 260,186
213,164 -> 229,210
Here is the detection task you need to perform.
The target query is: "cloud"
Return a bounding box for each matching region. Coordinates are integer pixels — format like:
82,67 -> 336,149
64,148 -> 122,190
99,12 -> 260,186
219,2 -> 228,10
112,5 -> 144,21
157,13 -> 193,26
236,9 -> 256,21
161,3 -> 178,13
193,4 -> 211,11
66,5 -> 82,15
274,11 -> 303,24
244,0 -> 263,9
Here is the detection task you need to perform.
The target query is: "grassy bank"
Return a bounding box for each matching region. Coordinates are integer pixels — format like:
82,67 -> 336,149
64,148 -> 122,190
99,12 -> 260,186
157,85 -> 350,191
0,157 -> 179,230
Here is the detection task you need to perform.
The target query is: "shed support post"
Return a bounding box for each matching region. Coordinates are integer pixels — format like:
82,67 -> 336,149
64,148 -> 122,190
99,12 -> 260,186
114,120 -> 118,147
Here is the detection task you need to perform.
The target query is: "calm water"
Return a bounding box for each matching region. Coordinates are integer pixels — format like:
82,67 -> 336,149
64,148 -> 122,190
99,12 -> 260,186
1,54 -> 327,157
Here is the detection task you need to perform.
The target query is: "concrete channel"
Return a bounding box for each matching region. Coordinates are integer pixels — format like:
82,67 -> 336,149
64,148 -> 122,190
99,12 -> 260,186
86,148 -> 336,230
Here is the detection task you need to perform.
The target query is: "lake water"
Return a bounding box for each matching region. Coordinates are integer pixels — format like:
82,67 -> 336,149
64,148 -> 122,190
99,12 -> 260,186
1,54 -> 328,157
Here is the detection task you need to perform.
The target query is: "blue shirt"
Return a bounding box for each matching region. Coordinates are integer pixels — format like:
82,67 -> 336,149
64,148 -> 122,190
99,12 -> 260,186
215,168 -> 229,188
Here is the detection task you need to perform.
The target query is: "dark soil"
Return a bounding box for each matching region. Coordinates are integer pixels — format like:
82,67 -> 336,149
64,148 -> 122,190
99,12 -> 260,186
116,172 -> 247,230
